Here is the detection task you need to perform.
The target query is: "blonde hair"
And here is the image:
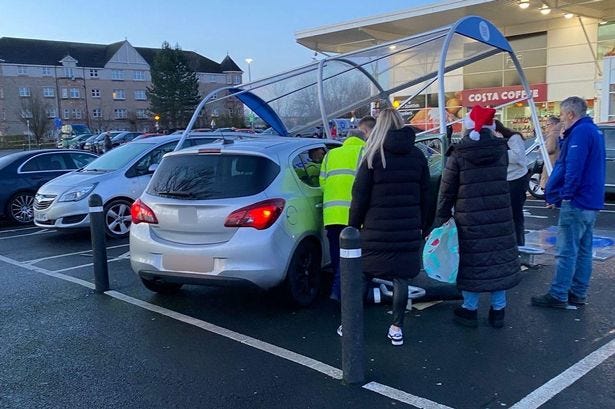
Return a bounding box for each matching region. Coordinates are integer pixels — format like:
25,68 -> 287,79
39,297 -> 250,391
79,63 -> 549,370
363,108 -> 405,169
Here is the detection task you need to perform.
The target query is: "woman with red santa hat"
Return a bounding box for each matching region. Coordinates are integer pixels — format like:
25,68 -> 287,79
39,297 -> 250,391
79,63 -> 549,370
436,105 -> 520,329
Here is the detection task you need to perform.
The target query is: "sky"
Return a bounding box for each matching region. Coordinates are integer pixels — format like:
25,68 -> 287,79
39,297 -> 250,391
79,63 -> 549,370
0,0 -> 435,80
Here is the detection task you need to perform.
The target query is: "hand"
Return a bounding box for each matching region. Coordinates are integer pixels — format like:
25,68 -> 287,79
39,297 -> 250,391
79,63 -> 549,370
545,203 -> 555,209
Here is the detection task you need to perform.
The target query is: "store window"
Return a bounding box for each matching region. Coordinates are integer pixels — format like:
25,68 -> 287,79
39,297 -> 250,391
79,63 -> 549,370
464,32 -> 547,89
598,22 -> 615,59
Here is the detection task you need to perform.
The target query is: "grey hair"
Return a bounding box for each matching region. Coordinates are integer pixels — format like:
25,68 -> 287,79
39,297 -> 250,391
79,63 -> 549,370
560,96 -> 587,118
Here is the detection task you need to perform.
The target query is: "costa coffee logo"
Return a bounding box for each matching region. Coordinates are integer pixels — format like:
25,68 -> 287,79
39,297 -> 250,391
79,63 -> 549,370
479,21 -> 490,42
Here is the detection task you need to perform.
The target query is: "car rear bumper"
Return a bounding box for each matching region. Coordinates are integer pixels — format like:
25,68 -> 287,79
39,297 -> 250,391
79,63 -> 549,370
130,223 -> 295,290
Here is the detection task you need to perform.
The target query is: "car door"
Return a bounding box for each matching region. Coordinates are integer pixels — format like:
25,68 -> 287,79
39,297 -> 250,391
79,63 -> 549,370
20,152 -> 74,190
414,136 -> 445,230
288,146 -> 328,242
127,142 -> 177,194
602,127 -> 615,192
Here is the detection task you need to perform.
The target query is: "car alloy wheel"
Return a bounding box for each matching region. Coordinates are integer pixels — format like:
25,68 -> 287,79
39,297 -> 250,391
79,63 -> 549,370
9,192 -> 35,224
285,241 -> 321,307
528,171 -> 545,200
104,199 -> 133,239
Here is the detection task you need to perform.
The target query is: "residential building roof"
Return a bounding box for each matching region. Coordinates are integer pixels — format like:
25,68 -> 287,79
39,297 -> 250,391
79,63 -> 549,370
0,37 -> 233,74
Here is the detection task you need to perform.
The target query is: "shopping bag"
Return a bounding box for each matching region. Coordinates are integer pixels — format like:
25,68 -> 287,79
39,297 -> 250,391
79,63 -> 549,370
422,218 -> 459,283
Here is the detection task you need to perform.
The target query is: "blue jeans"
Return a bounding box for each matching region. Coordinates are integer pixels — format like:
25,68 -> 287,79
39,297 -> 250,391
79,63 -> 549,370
550,201 -> 598,302
462,290 -> 507,311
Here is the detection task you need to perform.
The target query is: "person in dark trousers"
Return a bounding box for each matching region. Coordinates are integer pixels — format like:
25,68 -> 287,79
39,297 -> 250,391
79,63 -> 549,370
103,132 -> 113,153
531,97 -> 606,309
495,120 -> 529,246
349,108 -> 430,346
437,105 -> 520,329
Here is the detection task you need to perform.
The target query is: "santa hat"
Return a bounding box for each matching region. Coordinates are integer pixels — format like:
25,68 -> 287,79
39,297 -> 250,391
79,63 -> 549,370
464,105 -> 496,141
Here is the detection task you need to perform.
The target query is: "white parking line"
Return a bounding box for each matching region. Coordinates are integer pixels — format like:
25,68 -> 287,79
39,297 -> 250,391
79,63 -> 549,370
0,226 -> 41,234
2,250 -> 613,408
0,229 -> 52,240
363,382 -> 454,409
24,244 -> 129,264
509,338 -> 615,409
0,253 -> 95,289
51,256 -> 127,273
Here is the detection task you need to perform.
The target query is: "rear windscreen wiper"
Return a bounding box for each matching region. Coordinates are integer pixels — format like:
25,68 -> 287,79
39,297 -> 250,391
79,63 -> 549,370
156,190 -> 195,198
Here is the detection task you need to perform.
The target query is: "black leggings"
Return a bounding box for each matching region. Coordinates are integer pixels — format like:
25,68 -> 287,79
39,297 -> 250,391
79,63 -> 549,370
509,174 -> 529,246
365,276 -> 408,327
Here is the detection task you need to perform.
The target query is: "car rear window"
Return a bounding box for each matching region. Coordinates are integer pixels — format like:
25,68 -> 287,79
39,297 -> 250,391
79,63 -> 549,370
147,154 -> 280,200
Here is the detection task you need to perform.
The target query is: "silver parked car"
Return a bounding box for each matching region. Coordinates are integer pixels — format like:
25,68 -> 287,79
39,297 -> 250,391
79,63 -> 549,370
130,138 -> 341,306
34,133 -> 242,238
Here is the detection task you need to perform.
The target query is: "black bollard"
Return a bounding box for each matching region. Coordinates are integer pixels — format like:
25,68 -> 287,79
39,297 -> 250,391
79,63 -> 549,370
340,226 -> 365,385
88,194 -> 109,293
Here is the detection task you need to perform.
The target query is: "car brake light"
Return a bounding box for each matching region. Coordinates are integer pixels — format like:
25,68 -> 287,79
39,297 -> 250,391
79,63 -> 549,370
130,199 -> 158,224
224,199 -> 285,230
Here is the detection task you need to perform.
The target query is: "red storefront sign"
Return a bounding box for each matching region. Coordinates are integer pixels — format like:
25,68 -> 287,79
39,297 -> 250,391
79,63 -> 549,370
460,84 -> 547,106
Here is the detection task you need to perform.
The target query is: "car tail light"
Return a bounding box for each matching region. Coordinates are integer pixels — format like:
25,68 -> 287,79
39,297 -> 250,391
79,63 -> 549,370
224,199 -> 285,230
131,199 -> 158,224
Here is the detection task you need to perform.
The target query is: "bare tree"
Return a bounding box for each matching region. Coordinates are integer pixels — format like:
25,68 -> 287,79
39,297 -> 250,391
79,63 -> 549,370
18,95 -> 52,144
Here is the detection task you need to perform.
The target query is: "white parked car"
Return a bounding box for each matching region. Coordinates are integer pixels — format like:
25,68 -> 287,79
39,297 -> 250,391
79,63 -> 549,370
34,133 -> 245,238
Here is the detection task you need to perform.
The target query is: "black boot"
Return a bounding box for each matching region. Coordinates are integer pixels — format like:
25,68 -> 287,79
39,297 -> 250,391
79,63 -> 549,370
453,306 -> 478,327
488,307 -> 505,329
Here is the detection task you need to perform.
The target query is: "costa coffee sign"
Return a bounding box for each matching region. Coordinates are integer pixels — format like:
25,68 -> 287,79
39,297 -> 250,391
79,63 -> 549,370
461,84 -> 547,106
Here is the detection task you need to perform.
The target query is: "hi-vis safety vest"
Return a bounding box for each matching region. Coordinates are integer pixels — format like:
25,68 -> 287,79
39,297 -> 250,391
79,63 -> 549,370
319,136 -> 365,226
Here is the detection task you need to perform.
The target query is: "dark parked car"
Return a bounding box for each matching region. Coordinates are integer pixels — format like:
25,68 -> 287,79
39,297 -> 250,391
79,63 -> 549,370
526,123 -> 615,199
111,132 -> 142,147
0,150 -> 97,224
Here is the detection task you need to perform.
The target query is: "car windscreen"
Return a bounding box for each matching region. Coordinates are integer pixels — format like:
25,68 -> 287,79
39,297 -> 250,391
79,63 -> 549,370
147,154 -> 280,200
83,142 -> 155,171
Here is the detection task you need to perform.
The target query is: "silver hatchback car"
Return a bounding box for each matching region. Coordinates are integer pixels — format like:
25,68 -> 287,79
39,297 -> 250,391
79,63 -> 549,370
34,133 -> 242,238
130,137 -> 340,306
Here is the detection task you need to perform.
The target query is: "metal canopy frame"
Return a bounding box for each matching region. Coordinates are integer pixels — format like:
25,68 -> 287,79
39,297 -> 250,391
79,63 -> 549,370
177,16 -> 550,174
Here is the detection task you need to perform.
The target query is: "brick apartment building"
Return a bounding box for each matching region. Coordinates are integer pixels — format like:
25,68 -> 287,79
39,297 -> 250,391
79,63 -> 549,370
0,37 -> 243,137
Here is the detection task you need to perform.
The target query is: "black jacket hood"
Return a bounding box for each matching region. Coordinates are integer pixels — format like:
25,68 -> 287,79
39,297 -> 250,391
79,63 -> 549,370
449,130 -> 507,166
383,126 -> 416,154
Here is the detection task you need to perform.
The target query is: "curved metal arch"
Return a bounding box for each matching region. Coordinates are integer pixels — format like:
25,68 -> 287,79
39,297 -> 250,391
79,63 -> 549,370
436,16 -> 549,172
317,57 -> 389,138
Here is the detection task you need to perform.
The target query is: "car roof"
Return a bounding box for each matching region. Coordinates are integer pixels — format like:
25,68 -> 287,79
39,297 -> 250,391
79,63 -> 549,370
166,136 -> 339,158
0,149 -> 95,169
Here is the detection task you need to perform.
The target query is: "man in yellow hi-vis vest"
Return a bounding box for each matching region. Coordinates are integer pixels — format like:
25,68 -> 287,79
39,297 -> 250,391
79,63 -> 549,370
320,116 -> 375,302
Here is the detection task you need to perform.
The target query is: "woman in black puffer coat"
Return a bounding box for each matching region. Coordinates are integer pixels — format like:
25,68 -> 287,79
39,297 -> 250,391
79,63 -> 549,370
350,108 -> 430,346
437,105 -> 520,329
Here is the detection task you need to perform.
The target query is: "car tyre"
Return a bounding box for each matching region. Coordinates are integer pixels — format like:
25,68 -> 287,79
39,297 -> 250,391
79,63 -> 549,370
104,198 -> 133,239
141,278 -> 183,294
7,192 -> 35,224
527,170 -> 545,200
285,240 -> 321,307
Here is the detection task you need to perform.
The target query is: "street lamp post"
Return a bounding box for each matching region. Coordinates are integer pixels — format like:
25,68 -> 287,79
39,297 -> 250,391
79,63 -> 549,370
245,58 -> 253,130
26,119 -> 31,150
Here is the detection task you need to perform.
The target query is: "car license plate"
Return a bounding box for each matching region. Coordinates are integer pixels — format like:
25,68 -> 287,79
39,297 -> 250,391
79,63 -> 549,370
35,212 -> 48,222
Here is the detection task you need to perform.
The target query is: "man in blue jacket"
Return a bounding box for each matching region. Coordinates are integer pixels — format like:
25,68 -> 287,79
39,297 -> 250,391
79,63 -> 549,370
532,96 -> 606,309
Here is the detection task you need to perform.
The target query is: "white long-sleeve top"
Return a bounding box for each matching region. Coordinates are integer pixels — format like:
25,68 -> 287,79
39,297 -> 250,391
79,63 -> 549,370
506,134 -> 528,181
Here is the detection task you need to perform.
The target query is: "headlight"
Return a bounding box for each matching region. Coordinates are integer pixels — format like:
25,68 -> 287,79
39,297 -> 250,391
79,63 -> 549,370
58,184 -> 96,202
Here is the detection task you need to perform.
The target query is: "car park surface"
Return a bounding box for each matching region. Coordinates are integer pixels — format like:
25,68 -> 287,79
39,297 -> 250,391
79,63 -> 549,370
0,150 -> 97,224
1,201 -> 613,408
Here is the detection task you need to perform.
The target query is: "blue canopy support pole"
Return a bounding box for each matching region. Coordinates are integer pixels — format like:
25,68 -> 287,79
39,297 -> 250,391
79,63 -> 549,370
175,86 -> 235,151
509,52 -> 552,175
437,25 -> 456,137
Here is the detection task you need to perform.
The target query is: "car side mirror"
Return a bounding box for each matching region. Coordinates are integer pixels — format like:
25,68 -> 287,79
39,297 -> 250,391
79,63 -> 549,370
147,164 -> 158,174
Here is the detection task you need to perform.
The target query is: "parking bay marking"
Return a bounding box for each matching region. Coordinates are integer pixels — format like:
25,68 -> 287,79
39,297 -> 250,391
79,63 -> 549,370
23,244 -> 129,264
2,250 -> 613,408
0,226 -> 41,234
51,255 -> 127,273
0,229 -> 53,240
509,338 -> 615,409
